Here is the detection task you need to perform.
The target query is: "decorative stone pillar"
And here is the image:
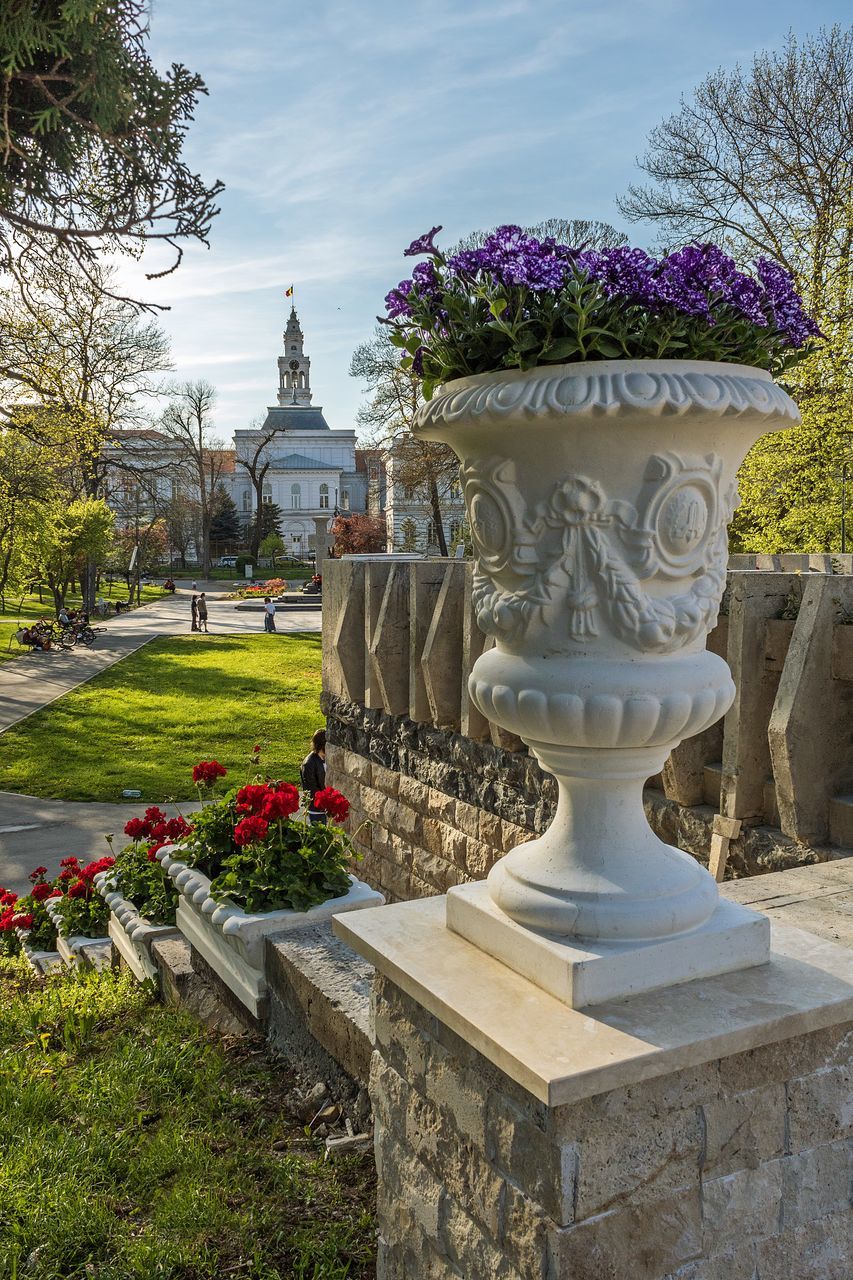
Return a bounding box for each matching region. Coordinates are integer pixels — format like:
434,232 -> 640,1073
312,515 -> 331,571
336,901 -> 853,1280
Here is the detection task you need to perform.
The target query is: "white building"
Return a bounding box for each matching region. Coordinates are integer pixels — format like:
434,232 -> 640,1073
231,308 -> 367,557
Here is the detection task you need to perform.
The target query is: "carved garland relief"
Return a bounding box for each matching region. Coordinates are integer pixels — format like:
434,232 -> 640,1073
463,453 -> 736,654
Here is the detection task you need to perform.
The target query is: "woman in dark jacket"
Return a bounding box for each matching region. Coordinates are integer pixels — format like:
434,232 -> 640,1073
300,728 -> 326,821
190,594 -> 199,631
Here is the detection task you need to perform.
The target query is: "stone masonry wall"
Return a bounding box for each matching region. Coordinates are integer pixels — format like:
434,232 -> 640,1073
323,693 -> 825,906
372,975 -> 853,1280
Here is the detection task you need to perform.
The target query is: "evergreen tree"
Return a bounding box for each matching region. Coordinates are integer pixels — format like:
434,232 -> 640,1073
208,484 -> 241,550
247,502 -> 284,546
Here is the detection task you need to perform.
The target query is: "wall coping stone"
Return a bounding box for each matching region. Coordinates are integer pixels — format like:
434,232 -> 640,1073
334,896 -> 853,1108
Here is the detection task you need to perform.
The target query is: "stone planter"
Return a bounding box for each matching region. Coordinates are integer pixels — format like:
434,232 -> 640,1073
157,845 -> 384,1018
44,896 -> 111,971
831,624 -> 853,683
92,870 -> 179,983
415,358 -> 799,1005
15,928 -> 63,976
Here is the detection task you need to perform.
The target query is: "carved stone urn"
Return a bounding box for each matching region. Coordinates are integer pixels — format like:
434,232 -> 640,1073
414,359 -> 799,1006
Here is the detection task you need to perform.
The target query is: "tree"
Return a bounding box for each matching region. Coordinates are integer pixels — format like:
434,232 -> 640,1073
208,484 -> 242,553
0,0 -> 222,296
157,380 -> 225,577
235,417 -> 280,559
108,520 -> 168,585
399,517 -> 419,552
259,532 -> 286,562
27,497 -> 114,613
331,512 -> 387,556
351,325 -> 455,556
247,502 -> 284,548
0,428 -> 59,607
619,27 -> 853,550
163,493 -> 200,569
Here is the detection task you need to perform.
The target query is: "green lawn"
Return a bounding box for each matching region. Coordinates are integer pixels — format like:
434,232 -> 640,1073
0,633 -> 323,801
0,958 -> 375,1279
0,584 -> 168,665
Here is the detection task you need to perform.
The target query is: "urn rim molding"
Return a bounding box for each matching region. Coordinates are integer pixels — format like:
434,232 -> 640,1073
414,357 -> 801,432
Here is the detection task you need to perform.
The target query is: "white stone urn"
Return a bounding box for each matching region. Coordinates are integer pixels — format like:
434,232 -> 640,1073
415,359 -> 799,1004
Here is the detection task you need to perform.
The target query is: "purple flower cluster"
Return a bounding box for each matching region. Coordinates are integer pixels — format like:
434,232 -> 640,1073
388,225 -> 820,349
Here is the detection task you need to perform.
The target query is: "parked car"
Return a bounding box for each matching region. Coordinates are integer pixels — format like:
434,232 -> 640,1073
217,556 -> 239,568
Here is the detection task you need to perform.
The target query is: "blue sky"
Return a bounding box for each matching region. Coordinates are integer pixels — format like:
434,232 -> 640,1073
129,0 -> 849,441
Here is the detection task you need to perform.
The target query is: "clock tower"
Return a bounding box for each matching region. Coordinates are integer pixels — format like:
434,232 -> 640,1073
277,306 -> 312,406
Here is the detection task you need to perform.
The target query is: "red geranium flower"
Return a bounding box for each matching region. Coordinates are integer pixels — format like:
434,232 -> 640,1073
0,890 -> 18,906
233,815 -> 270,846
59,856 -> 80,868
192,760 -> 227,787
166,816 -> 192,841
235,783 -> 271,815
58,868 -> 75,883
147,843 -> 166,861
148,821 -> 168,842
261,784 -> 300,821
29,866 -> 48,882
313,787 -> 350,823
30,882 -> 52,902
68,880 -> 88,899
12,912 -> 34,930
124,817 -> 149,840
144,806 -> 167,824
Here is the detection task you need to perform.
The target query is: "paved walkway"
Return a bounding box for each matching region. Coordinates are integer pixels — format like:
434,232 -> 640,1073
0,792 -> 202,894
0,586 -> 321,734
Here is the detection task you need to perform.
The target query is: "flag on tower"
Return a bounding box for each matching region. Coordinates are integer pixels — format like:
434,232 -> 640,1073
285,285 -> 294,297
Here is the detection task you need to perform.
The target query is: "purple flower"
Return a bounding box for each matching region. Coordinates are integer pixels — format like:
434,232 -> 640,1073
447,225 -> 573,293
756,259 -> 823,346
412,347 -> 425,376
385,279 -> 413,319
404,226 -> 443,257
412,260 -> 442,299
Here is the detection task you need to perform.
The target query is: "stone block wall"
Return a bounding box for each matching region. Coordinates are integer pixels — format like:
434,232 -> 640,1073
372,975 -> 853,1280
324,694 -> 826,906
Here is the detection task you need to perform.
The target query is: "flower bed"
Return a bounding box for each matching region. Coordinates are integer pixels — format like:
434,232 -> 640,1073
93,807 -> 190,981
44,855 -> 116,970
1,866 -> 63,970
155,755 -> 383,1017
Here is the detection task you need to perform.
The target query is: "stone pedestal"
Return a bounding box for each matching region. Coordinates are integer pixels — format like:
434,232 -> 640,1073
336,898 -> 853,1280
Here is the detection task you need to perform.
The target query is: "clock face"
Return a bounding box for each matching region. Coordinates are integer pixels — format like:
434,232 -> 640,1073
289,360 -> 300,371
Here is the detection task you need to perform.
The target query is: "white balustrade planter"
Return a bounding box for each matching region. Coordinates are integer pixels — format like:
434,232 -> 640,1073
44,896 -> 111,970
92,871 -> 179,983
415,359 -> 799,1006
156,844 -> 384,1018
15,928 -> 63,976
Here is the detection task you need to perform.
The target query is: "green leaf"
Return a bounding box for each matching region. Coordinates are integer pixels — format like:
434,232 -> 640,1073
489,298 -> 509,319
541,337 -> 580,362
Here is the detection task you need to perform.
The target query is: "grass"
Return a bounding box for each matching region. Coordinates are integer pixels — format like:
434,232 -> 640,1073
0,633 -> 323,802
0,584 -> 168,665
0,957 -> 375,1279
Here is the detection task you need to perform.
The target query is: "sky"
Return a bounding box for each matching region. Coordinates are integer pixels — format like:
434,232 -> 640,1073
125,0 -> 850,442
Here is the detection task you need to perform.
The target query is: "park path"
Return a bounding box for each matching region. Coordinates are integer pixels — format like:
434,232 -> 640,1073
0,586 -> 321,735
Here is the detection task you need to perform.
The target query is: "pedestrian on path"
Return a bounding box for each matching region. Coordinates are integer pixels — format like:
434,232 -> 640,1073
197,592 -> 209,632
301,728 -> 327,823
263,596 -> 277,632
190,594 -> 199,632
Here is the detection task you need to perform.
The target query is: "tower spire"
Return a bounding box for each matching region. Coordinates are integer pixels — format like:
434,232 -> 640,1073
277,306 -> 312,406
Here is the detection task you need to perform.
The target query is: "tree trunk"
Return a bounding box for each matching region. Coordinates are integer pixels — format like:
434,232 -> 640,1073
428,477 -> 449,556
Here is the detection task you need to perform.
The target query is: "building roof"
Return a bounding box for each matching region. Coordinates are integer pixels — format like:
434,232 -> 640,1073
268,452 -> 340,472
259,406 -> 333,433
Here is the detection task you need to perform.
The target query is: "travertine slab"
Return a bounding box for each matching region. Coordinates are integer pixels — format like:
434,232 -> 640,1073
445,879 -> 769,1008
335,894 -> 853,1106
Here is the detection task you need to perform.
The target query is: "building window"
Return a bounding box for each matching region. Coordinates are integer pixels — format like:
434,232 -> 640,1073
262,482 -> 273,504
341,488 -> 350,511
426,520 -> 437,546
450,520 -> 463,544
291,483 -> 301,509
241,490 -> 251,512
319,483 -> 329,509
404,484 -> 415,500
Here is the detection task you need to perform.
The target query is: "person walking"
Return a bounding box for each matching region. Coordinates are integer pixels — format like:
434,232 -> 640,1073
263,596 -> 277,633
300,728 -> 327,823
197,592 -> 209,633
190,594 -> 199,632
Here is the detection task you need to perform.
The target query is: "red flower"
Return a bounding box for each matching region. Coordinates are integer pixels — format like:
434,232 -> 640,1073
192,760 -> 227,787
58,868 -> 75,883
313,787 -> 350,823
261,784 -> 300,821
0,909 -> 15,932
0,891 -> 18,906
29,866 -> 48,882
235,783 -> 271,815
68,880 -> 88,899
59,856 -> 80,869
147,843 -> 166,861
233,815 -> 270,846
31,882 -> 52,902
144,806 -> 167,824
148,821 -> 169,842
12,912 -> 34,930
252,744 -> 261,754
124,817 -> 149,841
166,816 -> 192,841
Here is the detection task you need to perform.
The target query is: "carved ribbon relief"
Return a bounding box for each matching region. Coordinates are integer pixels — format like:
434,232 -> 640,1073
463,453 -> 736,654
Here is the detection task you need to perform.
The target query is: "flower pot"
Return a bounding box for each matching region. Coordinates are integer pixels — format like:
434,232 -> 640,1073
15,928 -> 63,976
156,845 -> 384,1018
93,871 -> 179,984
415,359 -> 799,1003
43,897 -> 111,970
